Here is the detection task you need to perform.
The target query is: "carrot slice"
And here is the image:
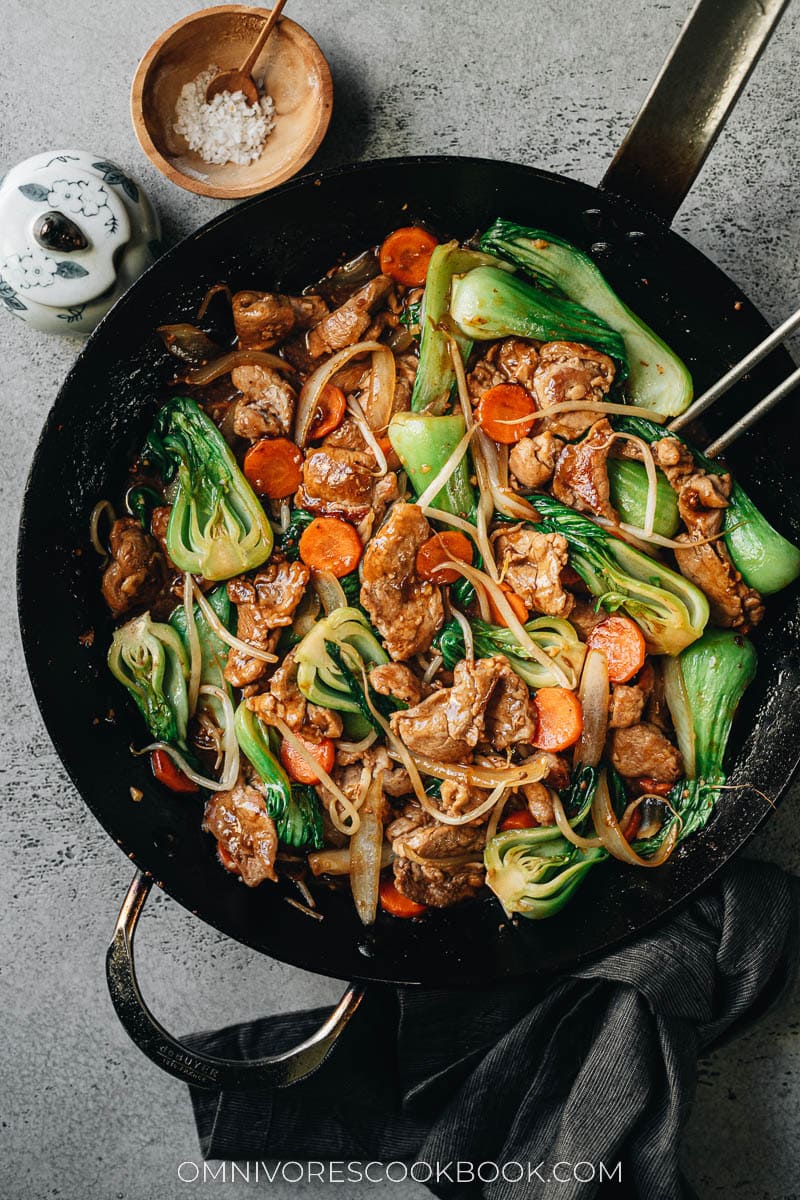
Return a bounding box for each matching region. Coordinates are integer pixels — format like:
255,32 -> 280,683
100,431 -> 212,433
622,809 -> 644,840
243,437 -> 304,499
532,687 -> 584,752
299,516 -> 363,577
586,614 -> 647,684
379,878 -> 428,918
415,530 -> 474,583
150,748 -> 199,793
635,777 -> 674,798
280,734 -> 336,784
309,383 -> 347,440
379,226 -> 438,286
500,809 -> 537,832
476,383 -> 538,444
487,582 -> 529,627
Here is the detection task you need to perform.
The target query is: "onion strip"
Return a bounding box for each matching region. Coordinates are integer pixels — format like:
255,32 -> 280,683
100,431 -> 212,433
552,792 -> 603,849
591,769 -> 680,867
312,570 -> 347,614
272,715 -> 361,836
192,581 -> 277,664
423,654 -> 444,684
392,748 -> 551,791
182,348 -> 294,385
438,559 -> 571,687
183,573 -> 202,717
294,340 -> 394,448
346,394 -> 388,475
89,500 -> 116,557
574,648 -> 609,767
337,730 -> 378,755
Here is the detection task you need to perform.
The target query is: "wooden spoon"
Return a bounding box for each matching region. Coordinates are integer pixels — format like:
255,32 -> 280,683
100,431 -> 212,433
205,0 -> 289,105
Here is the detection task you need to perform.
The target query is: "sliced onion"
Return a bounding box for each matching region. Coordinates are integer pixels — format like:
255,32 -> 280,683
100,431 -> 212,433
337,730 -> 378,755
312,569 -> 348,614
591,769 -> 679,867
552,791 -> 603,849
294,340 -> 393,448
451,606 -> 474,662
182,348 -> 294,385
393,748 -> 550,791
292,588 -> 321,640
574,648 -> 609,767
350,770 -> 384,924
423,653 -> 444,684
485,787 -> 513,845
438,559 -> 571,687
192,581 -> 277,664
272,715 -> 361,836
362,341 -> 396,432
662,657 -> 697,778
183,573 -> 202,717
308,843 -> 393,876
89,499 -> 116,556
196,283 -> 232,320
347,394 -> 388,476
398,844 -> 486,868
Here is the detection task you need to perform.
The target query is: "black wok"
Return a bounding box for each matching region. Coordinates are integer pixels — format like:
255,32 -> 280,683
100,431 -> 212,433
17,0 -> 800,1088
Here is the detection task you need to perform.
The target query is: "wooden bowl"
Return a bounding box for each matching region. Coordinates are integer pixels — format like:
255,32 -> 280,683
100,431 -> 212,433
131,5 -> 333,199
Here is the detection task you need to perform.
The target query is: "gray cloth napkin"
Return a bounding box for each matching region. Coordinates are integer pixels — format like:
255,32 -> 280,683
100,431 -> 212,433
186,860 -> 798,1199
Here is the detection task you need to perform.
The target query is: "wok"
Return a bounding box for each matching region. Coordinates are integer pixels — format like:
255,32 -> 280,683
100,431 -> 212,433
17,0 -> 800,1089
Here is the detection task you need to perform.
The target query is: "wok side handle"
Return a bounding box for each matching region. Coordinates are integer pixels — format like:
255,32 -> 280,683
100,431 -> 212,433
601,0 -> 790,222
106,870 -> 366,1090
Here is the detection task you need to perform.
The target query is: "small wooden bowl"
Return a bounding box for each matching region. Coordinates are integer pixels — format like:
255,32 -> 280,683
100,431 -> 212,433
131,5 -> 333,199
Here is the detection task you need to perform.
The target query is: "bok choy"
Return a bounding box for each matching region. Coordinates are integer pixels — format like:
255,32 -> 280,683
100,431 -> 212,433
607,459 -> 680,538
234,702 -> 323,848
450,266 -> 628,371
528,494 -> 709,654
388,411 -> 475,518
170,585 -> 232,728
108,612 -> 190,748
613,415 -> 800,594
143,395 -> 273,581
485,823 -> 604,920
294,608 -> 389,718
479,220 -> 692,416
436,615 -> 585,689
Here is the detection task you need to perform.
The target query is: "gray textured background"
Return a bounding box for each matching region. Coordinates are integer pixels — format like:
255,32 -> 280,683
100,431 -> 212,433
2,1 -> 799,1196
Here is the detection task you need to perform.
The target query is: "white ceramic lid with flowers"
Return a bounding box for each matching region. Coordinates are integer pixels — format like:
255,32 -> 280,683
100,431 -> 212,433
0,150 -> 161,335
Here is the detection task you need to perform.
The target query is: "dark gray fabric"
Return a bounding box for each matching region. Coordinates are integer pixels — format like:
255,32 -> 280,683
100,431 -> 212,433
186,860 -> 798,1198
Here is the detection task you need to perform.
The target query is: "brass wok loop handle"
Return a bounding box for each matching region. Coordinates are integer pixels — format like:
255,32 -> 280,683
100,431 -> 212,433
106,870 -> 366,1090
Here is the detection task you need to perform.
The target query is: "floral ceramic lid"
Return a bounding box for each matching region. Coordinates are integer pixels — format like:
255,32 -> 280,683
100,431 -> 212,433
0,150 -> 161,335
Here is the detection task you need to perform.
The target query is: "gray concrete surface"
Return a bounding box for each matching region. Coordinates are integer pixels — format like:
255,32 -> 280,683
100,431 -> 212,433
2,1 -> 799,1196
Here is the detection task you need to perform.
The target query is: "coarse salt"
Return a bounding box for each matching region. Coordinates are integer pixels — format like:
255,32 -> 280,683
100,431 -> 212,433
174,66 -> 276,166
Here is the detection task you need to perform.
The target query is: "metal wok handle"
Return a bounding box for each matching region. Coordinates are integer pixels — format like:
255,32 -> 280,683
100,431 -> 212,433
106,870 -> 366,1090
601,0 -> 790,222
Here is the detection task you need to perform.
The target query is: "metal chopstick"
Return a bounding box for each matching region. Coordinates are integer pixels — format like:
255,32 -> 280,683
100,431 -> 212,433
703,363 -> 800,458
669,305 -> 800,433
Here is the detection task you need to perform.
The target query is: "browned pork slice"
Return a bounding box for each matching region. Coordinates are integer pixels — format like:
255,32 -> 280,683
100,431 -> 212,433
101,517 -> 167,618
392,821 -> 486,908
522,781 -> 556,826
333,743 -> 411,798
306,275 -> 393,358
296,447 -> 398,521
203,773 -> 278,887
509,431 -> 564,490
247,648 -> 343,739
567,598 -> 605,641
532,341 -> 616,439
552,418 -> 618,521
230,365 -> 297,439
493,526 -> 574,617
224,562 -> 310,688
390,656 -> 505,761
608,722 -> 683,785
360,503 -> 444,661
369,663 -> 430,707
484,659 -> 538,750
232,290 -> 328,351
609,682 -> 648,729
468,337 -> 541,400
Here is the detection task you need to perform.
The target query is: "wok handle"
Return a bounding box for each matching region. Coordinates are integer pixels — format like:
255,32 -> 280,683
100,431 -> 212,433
106,870 -> 366,1090
601,0 -> 789,222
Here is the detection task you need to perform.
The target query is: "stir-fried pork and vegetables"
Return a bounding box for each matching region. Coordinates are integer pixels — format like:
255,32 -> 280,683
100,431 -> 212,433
95,219 -> 800,924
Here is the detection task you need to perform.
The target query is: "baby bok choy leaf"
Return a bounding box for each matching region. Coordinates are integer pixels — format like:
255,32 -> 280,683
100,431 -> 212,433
108,612 -> 190,748
411,242 -> 504,414
143,395 -> 273,581
607,459 -> 680,538
294,608 -> 389,722
170,584 -> 232,727
613,414 -> 800,595
663,628 -> 757,841
528,494 -> 709,654
479,220 -> 692,416
435,615 -> 585,690
388,411 -> 476,519
449,266 -> 628,372
233,702 -> 323,848
485,824 -> 605,920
